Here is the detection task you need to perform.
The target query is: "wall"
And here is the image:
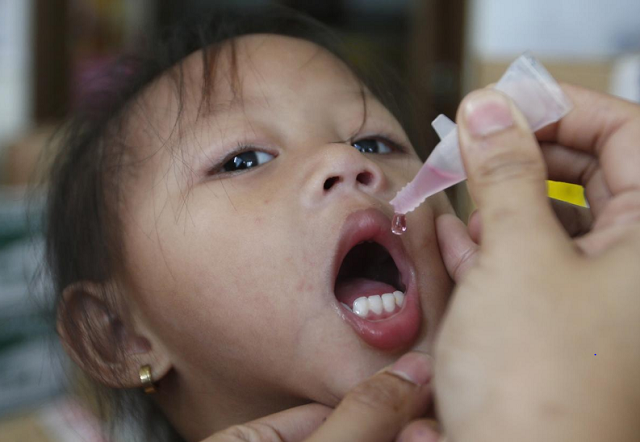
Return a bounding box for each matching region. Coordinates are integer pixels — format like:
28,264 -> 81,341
469,0 -> 640,60
0,0 -> 32,150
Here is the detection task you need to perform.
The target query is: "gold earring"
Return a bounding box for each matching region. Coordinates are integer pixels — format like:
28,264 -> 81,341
139,364 -> 156,394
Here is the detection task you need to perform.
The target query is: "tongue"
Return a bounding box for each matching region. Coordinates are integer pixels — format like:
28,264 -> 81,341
335,277 -> 397,308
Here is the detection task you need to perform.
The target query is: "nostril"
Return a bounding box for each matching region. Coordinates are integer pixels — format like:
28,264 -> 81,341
324,176 -> 341,190
356,171 -> 373,186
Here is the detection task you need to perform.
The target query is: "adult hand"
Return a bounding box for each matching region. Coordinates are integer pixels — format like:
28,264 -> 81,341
202,352 -> 440,442
435,86 -> 640,442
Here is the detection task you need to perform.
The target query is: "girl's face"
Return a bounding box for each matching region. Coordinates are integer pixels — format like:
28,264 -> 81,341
121,34 -> 453,437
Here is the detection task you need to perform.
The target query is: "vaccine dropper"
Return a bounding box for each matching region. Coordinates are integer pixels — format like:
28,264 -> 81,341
390,53 -> 573,233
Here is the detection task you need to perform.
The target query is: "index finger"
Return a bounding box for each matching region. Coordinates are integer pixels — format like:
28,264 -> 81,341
536,83 -> 640,194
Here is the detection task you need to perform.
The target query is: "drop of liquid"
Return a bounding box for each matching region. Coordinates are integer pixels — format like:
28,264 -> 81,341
391,213 -> 407,235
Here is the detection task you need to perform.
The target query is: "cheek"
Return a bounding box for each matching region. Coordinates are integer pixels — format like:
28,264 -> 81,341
122,205 -> 324,369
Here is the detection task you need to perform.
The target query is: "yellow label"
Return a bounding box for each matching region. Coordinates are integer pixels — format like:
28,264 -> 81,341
547,181 -> 586,206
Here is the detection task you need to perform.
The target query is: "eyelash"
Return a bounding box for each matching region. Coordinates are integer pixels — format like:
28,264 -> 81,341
206,143 -> 276,177
207,135 -> 407,177
352,133 -> 408,154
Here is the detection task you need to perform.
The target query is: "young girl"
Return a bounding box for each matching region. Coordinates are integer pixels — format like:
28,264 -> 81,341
47,8 -> 454,441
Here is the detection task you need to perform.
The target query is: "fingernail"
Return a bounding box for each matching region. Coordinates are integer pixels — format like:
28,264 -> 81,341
464,91 -> 514,137
389,352 -> 433,385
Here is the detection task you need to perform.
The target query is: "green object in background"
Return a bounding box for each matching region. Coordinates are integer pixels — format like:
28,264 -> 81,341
0,195 -> 36,248
0,189 -> 66,417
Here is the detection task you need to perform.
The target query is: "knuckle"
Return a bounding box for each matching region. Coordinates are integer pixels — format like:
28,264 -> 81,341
343,374 -> 407,416
218,422 -> 283,442
483,205 -> 520,228
474,149 -> 545,188
452,244 -> 478,282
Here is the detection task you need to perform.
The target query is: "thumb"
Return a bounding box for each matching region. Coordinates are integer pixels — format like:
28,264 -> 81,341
210,403 -> 332,442
456,89 -> 567,252
209,353 -> 433,442
308,352 -> 433,442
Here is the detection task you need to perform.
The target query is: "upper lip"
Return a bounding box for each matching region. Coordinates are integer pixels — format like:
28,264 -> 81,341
332,208 -> 413,294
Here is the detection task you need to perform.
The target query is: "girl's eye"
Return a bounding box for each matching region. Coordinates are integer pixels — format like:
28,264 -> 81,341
351,138 -> 394,154
222,151 -> 275,173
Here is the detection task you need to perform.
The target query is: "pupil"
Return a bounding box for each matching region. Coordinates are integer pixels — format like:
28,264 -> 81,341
354,139 -> 376,153
225,151 -> 258,172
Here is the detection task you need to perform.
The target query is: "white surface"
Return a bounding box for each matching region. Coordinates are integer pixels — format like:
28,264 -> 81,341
610,54 -> 640,102
0,0 -> 33,149
469,0 -> 640,59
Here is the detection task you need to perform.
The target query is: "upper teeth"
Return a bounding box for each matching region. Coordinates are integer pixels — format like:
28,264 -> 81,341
351,291 -> 405,318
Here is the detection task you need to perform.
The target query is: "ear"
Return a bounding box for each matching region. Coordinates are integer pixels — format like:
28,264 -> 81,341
57,282 -> 172,390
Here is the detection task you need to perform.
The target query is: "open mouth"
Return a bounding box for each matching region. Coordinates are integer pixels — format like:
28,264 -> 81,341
335,241 -> 406,321
331,208 -> 422,351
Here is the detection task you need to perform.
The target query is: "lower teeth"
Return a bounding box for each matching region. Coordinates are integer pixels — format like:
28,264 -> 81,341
344,291 -> 405,319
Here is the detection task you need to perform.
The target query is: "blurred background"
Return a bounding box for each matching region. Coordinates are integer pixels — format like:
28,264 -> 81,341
1,0 -> 639,440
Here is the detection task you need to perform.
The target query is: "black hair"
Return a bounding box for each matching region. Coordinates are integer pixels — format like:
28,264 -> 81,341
45,5 -> 422,442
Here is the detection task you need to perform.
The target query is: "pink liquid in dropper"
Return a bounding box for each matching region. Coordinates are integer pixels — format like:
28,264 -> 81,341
391,213 -> 407,235
413,163 -> 465,197
391,164 -> 464,235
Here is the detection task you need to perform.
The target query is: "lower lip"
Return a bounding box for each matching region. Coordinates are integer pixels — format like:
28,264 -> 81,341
337,279 -> 422,351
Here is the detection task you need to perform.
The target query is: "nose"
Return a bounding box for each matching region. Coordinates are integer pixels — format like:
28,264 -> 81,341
301,143 -> 388,207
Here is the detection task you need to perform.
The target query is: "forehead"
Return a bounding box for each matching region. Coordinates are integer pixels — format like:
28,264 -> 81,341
132,34 -> 364,137
225,34 -> 359,92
